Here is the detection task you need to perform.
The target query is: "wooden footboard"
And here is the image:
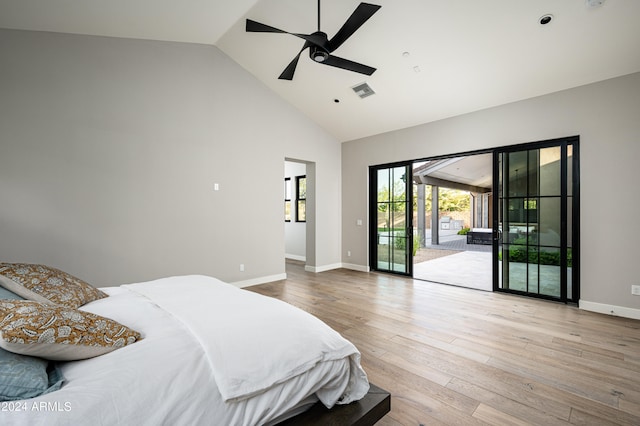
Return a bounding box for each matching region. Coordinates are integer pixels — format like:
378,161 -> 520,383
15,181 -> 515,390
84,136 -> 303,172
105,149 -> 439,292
280,383 -> 391,425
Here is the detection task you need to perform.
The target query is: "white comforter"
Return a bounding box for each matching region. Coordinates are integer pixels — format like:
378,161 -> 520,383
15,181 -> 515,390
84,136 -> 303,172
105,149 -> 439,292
3,275 -> 369,426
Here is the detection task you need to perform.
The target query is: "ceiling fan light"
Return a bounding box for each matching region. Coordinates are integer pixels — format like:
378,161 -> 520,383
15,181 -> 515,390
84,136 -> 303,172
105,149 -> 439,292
312,48 -> 329,62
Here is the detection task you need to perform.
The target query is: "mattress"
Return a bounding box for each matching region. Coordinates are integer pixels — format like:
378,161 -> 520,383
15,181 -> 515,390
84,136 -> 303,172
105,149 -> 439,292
3,275 -> 370,425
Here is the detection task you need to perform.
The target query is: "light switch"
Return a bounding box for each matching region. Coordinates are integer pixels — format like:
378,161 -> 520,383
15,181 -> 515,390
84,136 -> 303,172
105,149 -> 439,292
214,183 -> 219,191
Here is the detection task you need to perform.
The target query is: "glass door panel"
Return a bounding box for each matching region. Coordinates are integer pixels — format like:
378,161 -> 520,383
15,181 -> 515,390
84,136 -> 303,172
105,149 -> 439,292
540,146 -> 561,196
495,138 -> 578,303
539,247 -> 561,298
567,145 -> 574,197
370,164 -> 412,275
508,151 -> 528,196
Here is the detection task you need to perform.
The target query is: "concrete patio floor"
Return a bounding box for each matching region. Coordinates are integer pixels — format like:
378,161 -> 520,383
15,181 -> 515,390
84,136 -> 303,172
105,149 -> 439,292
413,233 -> 566,297
413,230 -> 493,291
414,250 -> 492,291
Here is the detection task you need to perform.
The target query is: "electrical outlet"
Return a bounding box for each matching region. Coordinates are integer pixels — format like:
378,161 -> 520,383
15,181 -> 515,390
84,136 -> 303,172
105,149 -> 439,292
239,264 -> 245,272
347,251 -> 351,257
632,285 -> 640,296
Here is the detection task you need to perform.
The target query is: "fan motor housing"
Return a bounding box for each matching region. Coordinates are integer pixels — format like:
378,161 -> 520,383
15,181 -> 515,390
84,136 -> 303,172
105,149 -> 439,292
310,46 -> 329,62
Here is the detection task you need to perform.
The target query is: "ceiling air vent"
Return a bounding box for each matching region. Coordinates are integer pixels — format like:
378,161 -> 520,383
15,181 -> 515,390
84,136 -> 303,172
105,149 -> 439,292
352,82 -> 375,99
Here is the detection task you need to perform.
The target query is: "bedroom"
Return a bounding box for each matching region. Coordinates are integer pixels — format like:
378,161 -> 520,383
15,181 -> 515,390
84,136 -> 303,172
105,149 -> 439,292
1,0 -> 639,424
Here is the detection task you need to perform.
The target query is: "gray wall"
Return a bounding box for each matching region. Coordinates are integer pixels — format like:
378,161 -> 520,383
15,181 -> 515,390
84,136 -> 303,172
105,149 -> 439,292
342,72 -> 640,316
0,29 -> 342,286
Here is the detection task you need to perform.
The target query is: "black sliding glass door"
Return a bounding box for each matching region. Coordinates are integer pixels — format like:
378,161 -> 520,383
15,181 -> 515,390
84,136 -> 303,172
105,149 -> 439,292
494,137 -> 579,303
369,163 -> 413,276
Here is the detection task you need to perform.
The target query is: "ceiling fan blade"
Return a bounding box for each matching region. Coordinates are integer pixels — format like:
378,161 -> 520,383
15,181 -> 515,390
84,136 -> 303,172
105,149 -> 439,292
279,42 -> 312,80
246,19 -> 326,47
327,3 -> 381,52
322,55 -> 376,76
246,19 -> 289,34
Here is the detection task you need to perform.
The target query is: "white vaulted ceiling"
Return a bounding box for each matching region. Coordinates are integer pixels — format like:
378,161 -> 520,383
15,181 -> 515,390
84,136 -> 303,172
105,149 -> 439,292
2,0 -> 640,142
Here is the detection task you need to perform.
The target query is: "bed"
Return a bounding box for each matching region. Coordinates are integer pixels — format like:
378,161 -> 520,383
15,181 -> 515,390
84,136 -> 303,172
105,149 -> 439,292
0,264 -> 388,425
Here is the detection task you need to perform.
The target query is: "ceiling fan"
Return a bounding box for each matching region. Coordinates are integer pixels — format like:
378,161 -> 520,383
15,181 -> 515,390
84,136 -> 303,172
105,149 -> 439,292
246,1 -> 381,80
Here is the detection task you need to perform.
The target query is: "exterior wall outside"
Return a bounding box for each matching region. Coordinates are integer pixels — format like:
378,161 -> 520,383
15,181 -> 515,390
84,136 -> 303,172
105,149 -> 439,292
418,211 -> 471,230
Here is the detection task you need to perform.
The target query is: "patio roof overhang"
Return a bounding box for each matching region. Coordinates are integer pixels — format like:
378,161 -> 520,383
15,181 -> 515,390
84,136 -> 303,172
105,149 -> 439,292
413,175 -> 491,194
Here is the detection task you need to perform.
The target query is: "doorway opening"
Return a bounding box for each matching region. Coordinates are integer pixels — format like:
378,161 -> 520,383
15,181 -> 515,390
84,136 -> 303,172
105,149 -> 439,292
412,153 -> 493,291
285,160 -> 306,263
285,158 -> 317,273
369,136 -> 580,303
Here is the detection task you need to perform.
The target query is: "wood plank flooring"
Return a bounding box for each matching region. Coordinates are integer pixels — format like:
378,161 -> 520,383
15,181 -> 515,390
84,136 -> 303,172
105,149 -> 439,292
246,260 -> 640,425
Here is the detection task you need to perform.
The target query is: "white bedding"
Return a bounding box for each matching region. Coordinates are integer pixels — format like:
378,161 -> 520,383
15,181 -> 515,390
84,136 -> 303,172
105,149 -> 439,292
3,275 -> 369,425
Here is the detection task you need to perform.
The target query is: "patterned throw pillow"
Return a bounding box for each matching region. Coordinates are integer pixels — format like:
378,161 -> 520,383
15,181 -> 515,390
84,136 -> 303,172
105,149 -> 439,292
0,263 -> 107,309
0,286 -> 64,401
0,300 -> 142,361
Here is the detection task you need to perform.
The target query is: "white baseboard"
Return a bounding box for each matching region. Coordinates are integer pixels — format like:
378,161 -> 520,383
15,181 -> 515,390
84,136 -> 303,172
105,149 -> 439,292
305,263 -> 343,273
232,273 -> 287,288
305,263 -> 370,273
285,254 -> 306,262
579,300 -> 640,320
233,263 -> 368,283
341,263 -> 370,273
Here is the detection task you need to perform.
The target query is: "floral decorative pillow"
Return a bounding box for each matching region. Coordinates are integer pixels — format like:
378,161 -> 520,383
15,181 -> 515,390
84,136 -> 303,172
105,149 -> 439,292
0,287 -> 65,401
0,300 -> 142,361
0,263 -> 107,309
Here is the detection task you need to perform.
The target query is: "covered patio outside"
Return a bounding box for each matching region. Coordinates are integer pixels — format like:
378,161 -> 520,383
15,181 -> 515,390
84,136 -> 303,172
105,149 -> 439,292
412,154 -> 493,291
413,228 -> 492,291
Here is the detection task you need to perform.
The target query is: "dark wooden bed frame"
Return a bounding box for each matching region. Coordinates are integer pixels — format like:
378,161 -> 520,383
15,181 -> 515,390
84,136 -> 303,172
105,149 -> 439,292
280,383 -> 391,425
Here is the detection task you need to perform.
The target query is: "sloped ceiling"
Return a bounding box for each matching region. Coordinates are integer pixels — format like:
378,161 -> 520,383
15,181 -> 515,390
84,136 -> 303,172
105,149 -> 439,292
2,0 -> 640,142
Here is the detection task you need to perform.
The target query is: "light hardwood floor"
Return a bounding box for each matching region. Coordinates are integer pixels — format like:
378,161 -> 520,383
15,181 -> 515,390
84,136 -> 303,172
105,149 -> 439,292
247,260 -> 640,425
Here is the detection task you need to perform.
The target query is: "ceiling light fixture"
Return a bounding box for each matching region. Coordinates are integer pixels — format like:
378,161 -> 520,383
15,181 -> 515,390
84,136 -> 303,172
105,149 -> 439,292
539,14 -> 553,25
310,46 -> 329,62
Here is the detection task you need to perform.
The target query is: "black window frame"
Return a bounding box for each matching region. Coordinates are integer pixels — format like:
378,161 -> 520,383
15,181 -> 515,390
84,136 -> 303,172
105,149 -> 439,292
284,177 -> 292,222
296,175 -> 306,223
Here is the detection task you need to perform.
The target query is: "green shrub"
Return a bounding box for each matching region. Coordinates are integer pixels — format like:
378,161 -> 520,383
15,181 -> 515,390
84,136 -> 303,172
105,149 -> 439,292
391,233 -> 419,256
503,245 -> 573,267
